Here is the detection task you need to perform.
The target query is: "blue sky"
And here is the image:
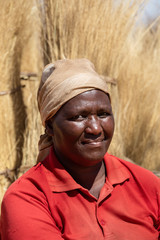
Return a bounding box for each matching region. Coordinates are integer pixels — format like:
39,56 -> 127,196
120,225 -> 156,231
142,0 -> 160,24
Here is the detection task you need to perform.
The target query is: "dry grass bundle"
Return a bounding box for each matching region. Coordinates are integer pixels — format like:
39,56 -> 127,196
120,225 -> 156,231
1,0 -> 159,208
42,0 -> 141,67
40,1 -> 147,160
19,78 -> 43,177
41,0 -> 160,170
20,4 -> 43,176
117,24 -> 160,170
0,0 -> 41,202
41,0 -> 142,158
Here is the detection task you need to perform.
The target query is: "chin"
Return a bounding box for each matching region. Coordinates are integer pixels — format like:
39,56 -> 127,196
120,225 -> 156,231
76,153 -> 106,167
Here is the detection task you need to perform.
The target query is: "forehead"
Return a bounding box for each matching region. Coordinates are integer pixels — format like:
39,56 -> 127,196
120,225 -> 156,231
57,89 -> 111,115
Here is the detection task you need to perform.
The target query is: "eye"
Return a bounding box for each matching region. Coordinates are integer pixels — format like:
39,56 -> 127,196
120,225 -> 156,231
98,112 -> 110,118
69,114 -> 86,121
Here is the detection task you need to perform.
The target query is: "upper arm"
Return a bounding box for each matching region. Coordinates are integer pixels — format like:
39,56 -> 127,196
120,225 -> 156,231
1,186 -> 64,240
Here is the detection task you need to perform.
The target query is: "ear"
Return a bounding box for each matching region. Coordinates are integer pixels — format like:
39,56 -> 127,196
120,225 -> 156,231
45,119 -> 54,136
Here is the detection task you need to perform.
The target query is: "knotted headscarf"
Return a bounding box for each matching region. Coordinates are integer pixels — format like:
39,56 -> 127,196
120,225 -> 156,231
37,58 -> 110,161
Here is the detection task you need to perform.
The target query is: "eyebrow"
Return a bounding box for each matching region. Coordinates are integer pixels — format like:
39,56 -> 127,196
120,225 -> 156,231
63,104 -> 112,115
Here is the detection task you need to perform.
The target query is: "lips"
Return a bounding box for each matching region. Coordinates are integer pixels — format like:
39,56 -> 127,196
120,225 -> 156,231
81,138 -> 106,145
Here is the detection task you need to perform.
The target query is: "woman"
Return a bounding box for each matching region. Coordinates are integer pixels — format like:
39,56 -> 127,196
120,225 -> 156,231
1,59 -> 160,240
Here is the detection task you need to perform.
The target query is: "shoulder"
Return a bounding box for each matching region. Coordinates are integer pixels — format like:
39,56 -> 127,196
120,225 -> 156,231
119,157 -> 159,181
2,161 -> 50,207
1,161 -> 53,233
1,161 -> 62,240
106,153 -> 160,191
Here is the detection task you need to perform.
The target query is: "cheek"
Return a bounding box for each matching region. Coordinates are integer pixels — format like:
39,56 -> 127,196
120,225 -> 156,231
103,117 -> 115,136
53,122 -> 84,142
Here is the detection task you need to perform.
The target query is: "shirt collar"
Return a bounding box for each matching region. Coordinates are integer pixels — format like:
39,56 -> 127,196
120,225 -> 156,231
41,147 -> 81,192
41,148 -> 130,192
104,153 -> 130,185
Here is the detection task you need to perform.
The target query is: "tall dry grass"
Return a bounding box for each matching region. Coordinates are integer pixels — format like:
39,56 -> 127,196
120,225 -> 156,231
20,76 -> 43,177
41,0 -> 160,170
41,0 -> 144,159
1,0 -> 160,206
0,0 -> 42,202
117,24 -> 160,170
20,3 -> 43,177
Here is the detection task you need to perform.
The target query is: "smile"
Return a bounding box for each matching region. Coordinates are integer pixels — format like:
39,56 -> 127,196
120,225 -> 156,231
82,139 -> 105,146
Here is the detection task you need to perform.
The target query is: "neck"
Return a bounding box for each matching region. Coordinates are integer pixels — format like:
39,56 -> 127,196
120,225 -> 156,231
55,151 -> 106,198
67,161 -> 105,189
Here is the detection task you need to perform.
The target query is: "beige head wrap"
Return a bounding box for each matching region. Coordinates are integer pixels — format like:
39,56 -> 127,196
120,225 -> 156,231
37,58 -> 110,161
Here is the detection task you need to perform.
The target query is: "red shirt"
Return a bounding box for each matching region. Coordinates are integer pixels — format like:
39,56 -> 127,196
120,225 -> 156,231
1,148 -> 160,240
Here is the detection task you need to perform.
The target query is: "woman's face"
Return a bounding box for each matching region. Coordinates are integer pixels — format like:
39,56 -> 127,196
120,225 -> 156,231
48,89 -> 114,168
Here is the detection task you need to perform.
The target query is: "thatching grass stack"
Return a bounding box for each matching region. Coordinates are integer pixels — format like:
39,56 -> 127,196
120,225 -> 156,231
0,0 -> 41,202
20,3 -> 43,176
117,25 -> 160,170
42,0 -> 160,169
42,0 -> 143,160
0,0 -> 160,204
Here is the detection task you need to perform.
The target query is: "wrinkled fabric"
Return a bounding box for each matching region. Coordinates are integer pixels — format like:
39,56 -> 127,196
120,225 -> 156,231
37,59 -> 110,160
1,149 -> 160,240
38,59 -> 109,126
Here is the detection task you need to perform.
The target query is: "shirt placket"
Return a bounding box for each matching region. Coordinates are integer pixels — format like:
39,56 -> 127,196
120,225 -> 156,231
96,180 -> 116,240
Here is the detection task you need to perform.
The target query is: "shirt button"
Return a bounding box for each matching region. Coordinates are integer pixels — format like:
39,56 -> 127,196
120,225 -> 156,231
101,220 -> 105,225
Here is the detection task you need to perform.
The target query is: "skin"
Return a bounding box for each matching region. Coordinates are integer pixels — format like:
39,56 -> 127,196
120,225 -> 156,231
46,89 -> 114,198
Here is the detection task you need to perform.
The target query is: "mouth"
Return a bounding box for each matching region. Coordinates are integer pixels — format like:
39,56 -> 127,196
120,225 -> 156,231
81,138 -> 106,146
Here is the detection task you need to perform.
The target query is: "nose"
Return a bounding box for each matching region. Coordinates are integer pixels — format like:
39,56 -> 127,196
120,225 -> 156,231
85,116 -> 102,136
